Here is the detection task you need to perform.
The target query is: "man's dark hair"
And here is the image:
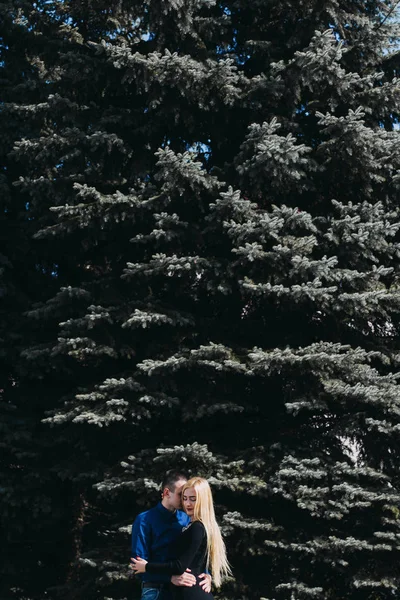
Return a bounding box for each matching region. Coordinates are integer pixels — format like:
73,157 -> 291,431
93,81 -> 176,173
161,470 -> 189,492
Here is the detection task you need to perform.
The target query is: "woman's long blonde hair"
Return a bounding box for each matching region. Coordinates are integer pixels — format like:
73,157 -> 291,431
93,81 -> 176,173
182,477 -> 231,587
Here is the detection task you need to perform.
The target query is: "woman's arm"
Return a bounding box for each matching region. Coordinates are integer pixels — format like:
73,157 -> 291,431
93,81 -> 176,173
132,521 -> 205,576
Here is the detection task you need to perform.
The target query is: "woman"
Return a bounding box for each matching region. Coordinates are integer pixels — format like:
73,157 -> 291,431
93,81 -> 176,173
131,477 -> 231,599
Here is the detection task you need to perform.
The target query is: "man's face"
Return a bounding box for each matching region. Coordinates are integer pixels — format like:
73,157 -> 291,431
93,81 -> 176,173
164,479 -> 187,511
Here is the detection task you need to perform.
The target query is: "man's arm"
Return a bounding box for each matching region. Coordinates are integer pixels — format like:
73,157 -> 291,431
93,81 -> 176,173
131,516 -> 195,586
131,515 -> 150,568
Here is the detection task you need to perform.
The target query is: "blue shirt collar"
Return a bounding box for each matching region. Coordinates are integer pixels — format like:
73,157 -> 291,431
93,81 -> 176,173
156,501 -> 178,519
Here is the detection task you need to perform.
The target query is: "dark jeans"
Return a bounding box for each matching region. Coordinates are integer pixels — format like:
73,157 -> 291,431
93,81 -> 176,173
141,585 -> 174,600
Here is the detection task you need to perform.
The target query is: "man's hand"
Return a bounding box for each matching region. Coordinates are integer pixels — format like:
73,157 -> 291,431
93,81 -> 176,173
199,573 -> 212,593
171,569 -> 196,587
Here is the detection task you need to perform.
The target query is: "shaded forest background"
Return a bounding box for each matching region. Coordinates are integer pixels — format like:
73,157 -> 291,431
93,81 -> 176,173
2,1 -> 400,599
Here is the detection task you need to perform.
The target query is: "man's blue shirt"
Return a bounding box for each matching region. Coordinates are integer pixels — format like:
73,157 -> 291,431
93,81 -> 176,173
131,502 -> 190,583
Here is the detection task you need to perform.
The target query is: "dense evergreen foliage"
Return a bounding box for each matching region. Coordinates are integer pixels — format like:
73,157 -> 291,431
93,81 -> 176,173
2,1 -> 400,599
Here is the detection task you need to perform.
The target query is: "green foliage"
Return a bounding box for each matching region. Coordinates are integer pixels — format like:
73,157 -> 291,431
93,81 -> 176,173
2,1 -> 400,599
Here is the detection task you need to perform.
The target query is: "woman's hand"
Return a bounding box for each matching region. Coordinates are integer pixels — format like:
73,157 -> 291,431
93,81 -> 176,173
130,557 -> 148,573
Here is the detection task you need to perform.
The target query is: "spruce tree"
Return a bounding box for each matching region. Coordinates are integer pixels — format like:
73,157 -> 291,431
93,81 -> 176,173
0,3 -> 76,595
4,1 -> 400,599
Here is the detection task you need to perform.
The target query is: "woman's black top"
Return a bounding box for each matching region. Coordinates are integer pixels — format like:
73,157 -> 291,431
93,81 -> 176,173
146,520 -> 213,599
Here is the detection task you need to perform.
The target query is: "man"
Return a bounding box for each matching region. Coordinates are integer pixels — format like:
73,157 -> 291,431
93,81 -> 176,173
131,470 -> 212,600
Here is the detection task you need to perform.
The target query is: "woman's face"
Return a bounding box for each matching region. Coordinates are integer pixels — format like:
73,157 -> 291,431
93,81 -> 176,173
182,486 -> 197,517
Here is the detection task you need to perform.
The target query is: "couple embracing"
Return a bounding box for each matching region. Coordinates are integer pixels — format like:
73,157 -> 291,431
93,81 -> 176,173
131,471 -> 231,600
